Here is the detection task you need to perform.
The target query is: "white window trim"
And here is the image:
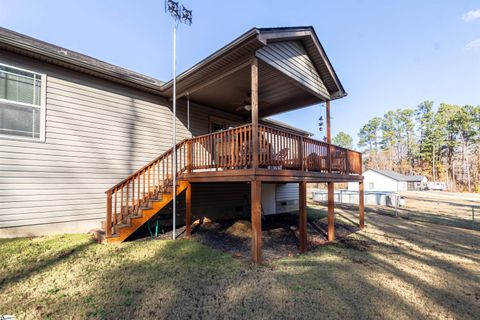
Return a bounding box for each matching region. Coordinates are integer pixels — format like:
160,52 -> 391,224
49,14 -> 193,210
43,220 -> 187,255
0,62 -> 47,142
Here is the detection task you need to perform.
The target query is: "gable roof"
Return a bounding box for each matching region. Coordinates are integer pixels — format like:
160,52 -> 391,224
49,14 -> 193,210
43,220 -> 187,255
161,26 -> 346,100
0,26 -> 345,101
368,169 -> 426,182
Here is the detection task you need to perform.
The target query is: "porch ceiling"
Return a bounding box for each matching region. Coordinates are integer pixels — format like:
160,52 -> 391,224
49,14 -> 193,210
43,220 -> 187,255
187,60 -> 323,118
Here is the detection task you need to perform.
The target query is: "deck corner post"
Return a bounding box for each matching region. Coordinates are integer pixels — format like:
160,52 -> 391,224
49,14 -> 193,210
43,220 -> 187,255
326,100 -> 332,173
185,181 -> 192,238
106,190 -> 112,238
251,57 -> 259,169
251,180 -> 262,264
359,180 -> 365,229
299,181 -> 307,253
327,181 -> 335,241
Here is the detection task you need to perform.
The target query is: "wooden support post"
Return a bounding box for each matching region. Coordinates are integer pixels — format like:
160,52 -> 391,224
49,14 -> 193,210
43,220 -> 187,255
106,191 -> 112,237
251,180 -> 262,264
326,100 -> 331,144
185,181 -> 192,238
327,181 -> 335,241
326,100 -> 332,172
251,57 -> 259,169
299,181 -> 307,253
359,180 -> 365,229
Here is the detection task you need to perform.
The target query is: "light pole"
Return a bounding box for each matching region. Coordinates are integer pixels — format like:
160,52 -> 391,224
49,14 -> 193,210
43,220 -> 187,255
165,0 -> 192,240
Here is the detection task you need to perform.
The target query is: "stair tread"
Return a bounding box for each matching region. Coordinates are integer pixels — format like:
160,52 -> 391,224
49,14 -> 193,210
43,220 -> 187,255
103,180 -> 189,243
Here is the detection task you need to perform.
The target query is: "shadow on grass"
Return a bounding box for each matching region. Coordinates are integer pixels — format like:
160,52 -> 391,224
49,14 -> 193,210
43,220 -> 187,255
0,236 -> 94,288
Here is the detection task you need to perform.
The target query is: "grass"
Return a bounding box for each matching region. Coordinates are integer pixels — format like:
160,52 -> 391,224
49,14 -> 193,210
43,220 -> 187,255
1,202 -> 479,319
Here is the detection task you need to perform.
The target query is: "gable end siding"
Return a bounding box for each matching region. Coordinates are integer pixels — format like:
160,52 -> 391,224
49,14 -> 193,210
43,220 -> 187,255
256,41 -> 330,100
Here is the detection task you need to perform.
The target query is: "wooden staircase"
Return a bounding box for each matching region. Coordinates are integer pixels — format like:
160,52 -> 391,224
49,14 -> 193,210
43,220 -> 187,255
92,139 -> 191,243
95,181 -> 189,243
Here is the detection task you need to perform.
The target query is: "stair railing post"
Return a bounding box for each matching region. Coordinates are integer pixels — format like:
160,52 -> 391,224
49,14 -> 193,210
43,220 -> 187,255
106,190 -> 112,237
298,136 -> 304,171
187,140 -> 192,173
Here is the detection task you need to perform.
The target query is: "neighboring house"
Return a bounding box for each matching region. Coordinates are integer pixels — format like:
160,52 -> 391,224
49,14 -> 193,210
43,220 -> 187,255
348,169 -> 427,192
0,26 -> 364,263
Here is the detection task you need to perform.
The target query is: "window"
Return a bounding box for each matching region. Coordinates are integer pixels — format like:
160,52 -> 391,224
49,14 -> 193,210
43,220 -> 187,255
209,115 -> 240,133
369,182 -> 374,189
0,63 -> 45,140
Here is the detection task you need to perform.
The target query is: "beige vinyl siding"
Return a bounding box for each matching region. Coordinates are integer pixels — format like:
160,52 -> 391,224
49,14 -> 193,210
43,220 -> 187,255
276,183 -> 299,201
0,51 -> 244,234
256,41 -> 330,100
275,183 -> 299,214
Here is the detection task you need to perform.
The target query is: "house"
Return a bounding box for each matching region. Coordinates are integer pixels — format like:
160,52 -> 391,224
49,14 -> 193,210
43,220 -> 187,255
348,169 -> 427,192
0,26 -> 364,263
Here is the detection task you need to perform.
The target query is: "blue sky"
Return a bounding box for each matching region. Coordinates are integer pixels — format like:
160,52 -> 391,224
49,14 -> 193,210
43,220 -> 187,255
1,1 -> 479,144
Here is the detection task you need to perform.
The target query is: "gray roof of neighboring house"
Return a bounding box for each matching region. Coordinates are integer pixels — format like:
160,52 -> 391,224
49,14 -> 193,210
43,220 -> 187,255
404,175 -> 427,182
261,118 -> 313,137
369,169 -> 426,182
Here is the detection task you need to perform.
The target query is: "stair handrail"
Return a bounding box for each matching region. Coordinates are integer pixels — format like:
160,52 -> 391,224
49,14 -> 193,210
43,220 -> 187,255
105,138 -> 189,194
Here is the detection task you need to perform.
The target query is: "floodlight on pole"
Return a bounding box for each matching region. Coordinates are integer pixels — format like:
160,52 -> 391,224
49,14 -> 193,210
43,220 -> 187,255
165,0 -> 192,240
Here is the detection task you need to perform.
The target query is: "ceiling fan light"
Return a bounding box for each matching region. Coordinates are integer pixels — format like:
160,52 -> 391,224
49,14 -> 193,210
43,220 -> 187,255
243,104 -> 252,111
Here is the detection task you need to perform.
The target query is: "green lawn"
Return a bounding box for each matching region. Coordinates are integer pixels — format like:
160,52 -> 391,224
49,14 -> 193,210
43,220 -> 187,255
1,204 -> 479,319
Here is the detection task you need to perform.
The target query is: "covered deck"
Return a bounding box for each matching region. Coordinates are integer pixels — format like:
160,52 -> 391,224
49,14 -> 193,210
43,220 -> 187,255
104,27 -> 365,263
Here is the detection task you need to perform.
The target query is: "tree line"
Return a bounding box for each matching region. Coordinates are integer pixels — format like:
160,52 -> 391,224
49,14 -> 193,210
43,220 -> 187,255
333,101 -> 480,192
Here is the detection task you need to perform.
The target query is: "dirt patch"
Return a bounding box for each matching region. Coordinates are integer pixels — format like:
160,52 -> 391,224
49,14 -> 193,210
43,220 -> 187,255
137,211 -> 360,262
185,213 -> 358,262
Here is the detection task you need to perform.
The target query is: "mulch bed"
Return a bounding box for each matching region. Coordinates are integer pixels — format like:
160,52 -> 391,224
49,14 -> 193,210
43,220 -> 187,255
137,213 -> 359,262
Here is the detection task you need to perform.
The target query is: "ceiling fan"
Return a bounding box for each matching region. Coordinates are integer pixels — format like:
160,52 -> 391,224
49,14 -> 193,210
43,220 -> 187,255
235,92 -> 269,112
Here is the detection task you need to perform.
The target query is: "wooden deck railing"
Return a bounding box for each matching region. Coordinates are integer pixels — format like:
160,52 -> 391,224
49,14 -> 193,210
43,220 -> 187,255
187,124 -> 362,174
105,123 -> 362,237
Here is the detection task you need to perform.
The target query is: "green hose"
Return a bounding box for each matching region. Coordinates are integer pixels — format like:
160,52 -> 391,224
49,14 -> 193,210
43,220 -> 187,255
147,222 -> 153,239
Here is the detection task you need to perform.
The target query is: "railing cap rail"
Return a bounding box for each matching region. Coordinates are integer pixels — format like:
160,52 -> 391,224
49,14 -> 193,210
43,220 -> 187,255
105,138 -> 188,194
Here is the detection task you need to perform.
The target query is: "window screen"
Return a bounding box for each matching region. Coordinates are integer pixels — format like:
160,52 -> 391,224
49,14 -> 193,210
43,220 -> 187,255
0,64 -> 44,139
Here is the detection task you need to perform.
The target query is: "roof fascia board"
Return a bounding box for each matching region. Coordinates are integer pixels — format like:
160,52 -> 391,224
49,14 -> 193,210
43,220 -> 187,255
160,28 -> 263,91
0,32 -> 165,95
